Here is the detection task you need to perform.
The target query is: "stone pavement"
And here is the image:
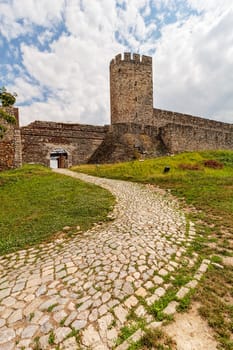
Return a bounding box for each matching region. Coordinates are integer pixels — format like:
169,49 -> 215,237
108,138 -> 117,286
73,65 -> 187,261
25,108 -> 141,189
0,169 -> 196,349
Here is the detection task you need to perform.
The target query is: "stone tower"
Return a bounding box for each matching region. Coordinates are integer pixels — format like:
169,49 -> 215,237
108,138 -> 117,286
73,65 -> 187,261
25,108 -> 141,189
110,52 -> 153,125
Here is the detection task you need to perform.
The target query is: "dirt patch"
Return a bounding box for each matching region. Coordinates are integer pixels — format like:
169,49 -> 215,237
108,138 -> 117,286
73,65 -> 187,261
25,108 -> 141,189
222,256 -> 233,266
163,303 -> 218,350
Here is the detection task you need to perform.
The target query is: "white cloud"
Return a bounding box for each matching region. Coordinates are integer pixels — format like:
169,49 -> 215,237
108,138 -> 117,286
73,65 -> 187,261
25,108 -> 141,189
9,77 -> 42,104
0,0 -> 233,125
0,0 -> 65,40
19,30 -> 123,125
116,0 -> 152,48
11,0 -> 65,26
187,0 -> 233,13
154,3 -> 233,122
0,3 -> 31,40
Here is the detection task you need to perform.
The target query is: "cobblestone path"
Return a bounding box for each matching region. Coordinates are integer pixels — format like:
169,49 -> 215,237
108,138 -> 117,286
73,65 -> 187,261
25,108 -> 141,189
0,169 -> 197,350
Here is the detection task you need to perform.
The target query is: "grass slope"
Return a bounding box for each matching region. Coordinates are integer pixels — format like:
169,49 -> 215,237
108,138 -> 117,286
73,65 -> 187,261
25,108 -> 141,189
73,150 -> 233,232
0,165 -> 114,255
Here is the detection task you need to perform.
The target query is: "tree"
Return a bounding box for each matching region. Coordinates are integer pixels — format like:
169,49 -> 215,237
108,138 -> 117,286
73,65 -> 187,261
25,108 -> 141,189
0,87 -> 17,139
0,86 -> 17,107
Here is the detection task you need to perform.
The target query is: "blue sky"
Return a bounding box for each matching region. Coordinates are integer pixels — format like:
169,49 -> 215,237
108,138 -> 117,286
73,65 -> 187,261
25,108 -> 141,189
0,0 -> 233,126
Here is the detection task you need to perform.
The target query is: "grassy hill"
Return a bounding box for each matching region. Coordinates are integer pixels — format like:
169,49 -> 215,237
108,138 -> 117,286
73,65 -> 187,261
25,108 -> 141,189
0,165 -> 114,255
73,150 -> 233,233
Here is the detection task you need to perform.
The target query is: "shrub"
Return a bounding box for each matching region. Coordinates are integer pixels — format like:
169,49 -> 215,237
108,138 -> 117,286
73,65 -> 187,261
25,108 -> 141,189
0,87 -> 17,107
0,124 -> 7,139
0,87 -> 17,138
0,109 -> 16,124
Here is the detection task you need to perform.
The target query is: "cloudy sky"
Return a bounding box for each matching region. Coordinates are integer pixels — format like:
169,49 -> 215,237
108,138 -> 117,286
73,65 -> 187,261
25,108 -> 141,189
1,0 -> 233,126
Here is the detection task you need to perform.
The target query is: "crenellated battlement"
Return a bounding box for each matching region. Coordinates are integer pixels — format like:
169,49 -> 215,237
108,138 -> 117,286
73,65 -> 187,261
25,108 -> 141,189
110,52 -> 153,125
110,52 -> 152,66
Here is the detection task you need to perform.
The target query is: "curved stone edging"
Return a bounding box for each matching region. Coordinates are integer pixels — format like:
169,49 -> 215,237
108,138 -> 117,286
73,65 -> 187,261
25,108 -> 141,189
115,258 -> 211,350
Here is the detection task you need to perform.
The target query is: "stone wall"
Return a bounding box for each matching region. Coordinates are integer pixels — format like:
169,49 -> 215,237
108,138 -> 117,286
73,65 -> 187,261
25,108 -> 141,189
2,53 -> 233,170
122,106 -> 233,133
110,53 -> 153,125
153,109 -> 233,132
0,108 -> 22,171
21,121 -> 109,167
89,123 -> 166,164
109,53 -> 233,155
160,123 -> 233,153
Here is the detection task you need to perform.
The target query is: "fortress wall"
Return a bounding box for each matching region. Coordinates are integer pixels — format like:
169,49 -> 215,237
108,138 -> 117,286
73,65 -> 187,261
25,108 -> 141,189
109,52 -> 232,154
89,122 -> 165,164
110,122 -> 159,138
2,53 -> 233,170
0,108 -> 22,171
110,53 -> 153,125
161,123 -> 233,153
21,121 -> 109,167
152,108 -> 233,132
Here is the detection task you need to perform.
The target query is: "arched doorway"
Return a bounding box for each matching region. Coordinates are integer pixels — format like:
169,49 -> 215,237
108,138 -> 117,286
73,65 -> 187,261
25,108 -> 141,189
50,149 -> 68,168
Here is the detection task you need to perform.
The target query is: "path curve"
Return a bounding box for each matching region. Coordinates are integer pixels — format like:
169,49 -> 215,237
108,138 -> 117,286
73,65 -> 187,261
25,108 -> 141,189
0,169 -> 195,350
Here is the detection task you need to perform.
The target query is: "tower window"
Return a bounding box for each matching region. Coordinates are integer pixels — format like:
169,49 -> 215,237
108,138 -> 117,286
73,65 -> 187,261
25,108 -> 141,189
135,97 -> 137,102
135,81 -> 137,86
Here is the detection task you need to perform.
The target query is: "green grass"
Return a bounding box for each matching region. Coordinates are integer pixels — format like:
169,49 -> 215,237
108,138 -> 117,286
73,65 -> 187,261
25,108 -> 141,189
116,314 -> 146,346
148,288 -> 177,321
116,324 -> 142,346
47,303 -> 59,312
72,150 -> 233,232
128,328 -> 176,350
195,265 -> 233,349
0,164 -> 114,255
48,331 -> 55,345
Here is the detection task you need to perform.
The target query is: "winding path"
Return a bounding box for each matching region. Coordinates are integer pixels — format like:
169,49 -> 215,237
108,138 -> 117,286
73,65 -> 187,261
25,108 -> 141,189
0,169 -> 196,349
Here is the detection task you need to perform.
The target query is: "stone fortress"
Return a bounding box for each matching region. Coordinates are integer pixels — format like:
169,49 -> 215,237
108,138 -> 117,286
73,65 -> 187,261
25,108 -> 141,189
0,52 -> 233,171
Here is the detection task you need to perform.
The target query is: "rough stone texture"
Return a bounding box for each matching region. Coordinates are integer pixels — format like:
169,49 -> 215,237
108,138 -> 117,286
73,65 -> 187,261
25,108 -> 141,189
110,52 -> 153,125
160,121 -> 233,153
82,324 -> 101,346
116,329 -> 145,350
163,301 -> 179,315
0,329 -> 15,344
108,53 -> 233,160
0,108 -> 22,171
176,286 -> 189,300
88,123 -> 164,164
114,305 -> 128,324
153,108 -> 233,132
61,336 -> 78,350
21,121 -> 109,167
